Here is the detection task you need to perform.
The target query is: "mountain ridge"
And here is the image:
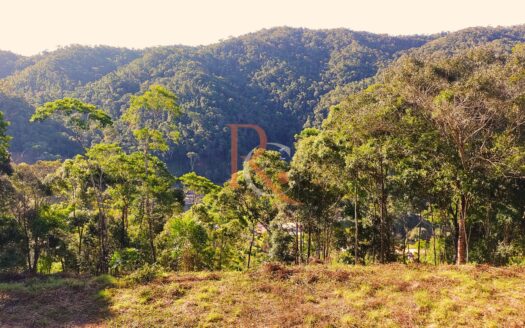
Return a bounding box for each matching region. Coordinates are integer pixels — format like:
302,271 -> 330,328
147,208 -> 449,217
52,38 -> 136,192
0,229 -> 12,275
1,25 -> 525,181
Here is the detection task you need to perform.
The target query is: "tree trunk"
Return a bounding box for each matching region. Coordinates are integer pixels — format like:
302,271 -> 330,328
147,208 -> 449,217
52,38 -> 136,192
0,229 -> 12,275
78,226 -> 83,272
25,236 -> 32,273
403,223 -> 407,264
295,220 -> 300,264
467,224 -> 473,263
247,222 -> 256,269
316,228 -> 321,260
379,196 -> 385,263
142,140 -> 157,263
299,223 -> 304,264
218,233 -> 224,270
417,215 -> 422,263
32,237 -> 40,274
433,226 -> 437,266
89,170 -> 108,273
354,184 -> 359,265
450,202 -> 459,263
457,195 -> 468,265
120,204 -> 129,247
324,225 -> 332,260
307,224 -> 311,262
378,158 -> 389,263
99,211 -> 108,273
440,223 -> 445,264
147,211 -> 157,262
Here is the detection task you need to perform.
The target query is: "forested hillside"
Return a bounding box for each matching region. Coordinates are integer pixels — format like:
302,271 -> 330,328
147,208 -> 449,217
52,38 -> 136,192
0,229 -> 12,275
310,25 -> 525,122
1,26 -> 523,182
3,26 -> 525,181
1,27 -> 436,180
0,51 -> 26,79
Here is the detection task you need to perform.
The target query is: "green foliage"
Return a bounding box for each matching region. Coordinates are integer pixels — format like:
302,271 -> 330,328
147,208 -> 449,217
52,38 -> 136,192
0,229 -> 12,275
289,43 -> 525,265
125,263 -> 162,285
158,214 -> 211,271
179,172 -> 220,195
0,50 -> 27,79
31,98 -> 112,149
0,110 -> 11,174
125,85 -> 180,126
0,216 -> 26,272
110,248 -> 143,275
3,27 -> 525,276
31,98 -> 112,129
3,27 -> 525,183
0,161 -> 67,273
0,27 -> 436,181
6,26 -> 525,182
122,85 -> 181,152
269,226 -> 294,263
0,45 -> 141,103
0,92 -> 79,162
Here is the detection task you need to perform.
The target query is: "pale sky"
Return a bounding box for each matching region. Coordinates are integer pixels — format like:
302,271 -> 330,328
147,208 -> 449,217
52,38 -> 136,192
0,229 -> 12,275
1,0 -> 525,56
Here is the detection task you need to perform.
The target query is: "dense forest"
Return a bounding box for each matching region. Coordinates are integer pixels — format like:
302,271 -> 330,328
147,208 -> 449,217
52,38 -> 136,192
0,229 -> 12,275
2,26 -> 525,276
3,27 -> 525,182
2,27 -> 437,181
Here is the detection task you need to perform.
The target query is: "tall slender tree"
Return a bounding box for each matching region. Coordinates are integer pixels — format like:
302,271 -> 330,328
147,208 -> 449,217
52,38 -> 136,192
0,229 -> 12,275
122,85 -> 181,262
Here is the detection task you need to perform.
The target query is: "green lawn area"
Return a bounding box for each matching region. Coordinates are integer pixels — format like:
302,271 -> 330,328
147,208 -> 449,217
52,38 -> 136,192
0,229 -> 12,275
1,264 -> 525,327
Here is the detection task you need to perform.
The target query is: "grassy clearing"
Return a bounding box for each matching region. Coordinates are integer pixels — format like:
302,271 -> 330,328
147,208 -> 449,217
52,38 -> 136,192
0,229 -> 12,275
1,264 -> 525,327
0,274 -> 114,327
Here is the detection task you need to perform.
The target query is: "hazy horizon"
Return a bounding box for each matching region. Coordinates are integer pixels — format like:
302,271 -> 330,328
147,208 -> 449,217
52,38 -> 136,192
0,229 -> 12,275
2,23 -> 524,57
2,0 -> 525,56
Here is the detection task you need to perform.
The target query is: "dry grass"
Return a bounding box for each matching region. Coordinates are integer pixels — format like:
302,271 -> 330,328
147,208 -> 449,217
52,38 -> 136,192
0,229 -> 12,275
0,274 -> 114,327
1,264 -> 525,327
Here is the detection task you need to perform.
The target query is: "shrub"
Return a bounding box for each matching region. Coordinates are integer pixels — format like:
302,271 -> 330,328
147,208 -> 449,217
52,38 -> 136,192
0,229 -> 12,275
125,263 -> 162,285
0,216 -> 26,273
157,214 -> 212,271
260,262 -> 294,280
269,226 -> 294,263
495,242 -> 525,265
110,248 -> 143,275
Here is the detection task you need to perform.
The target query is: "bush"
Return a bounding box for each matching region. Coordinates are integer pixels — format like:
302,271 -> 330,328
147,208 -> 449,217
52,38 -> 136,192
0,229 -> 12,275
110,248 -> 143,275
125,263 -> 162,285
269,227 -> 294,263
495,242 -> 525,266
157,214 -> 212,271
37,255 -> 53,274
0,216 -> 26,273
260,262 -> 294,280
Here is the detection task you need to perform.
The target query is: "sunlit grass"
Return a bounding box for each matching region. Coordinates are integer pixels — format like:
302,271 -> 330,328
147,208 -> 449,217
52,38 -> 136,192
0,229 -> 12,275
1,265 -> 525,327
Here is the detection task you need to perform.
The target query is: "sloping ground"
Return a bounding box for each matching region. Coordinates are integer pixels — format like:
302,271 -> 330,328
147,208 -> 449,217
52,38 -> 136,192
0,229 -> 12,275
1,264 -> 525,327
0,275 -> 113,327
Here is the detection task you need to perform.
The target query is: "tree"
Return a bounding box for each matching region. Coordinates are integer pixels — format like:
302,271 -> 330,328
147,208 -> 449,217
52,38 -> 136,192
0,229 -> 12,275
122,85 -> 181,262
179,172 -> 220,196
388,46 -> 525,263
295,89 -> 409,264
0,215 -> 26,272
157,213 -> 211,271
30,98 -> 112,150
0,110 -> 12,175
49,156 -> 93,272
31,99 -> 114,272
187,152 -> 199,172
3,162 -> 64,273
289,129 -> 344,263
